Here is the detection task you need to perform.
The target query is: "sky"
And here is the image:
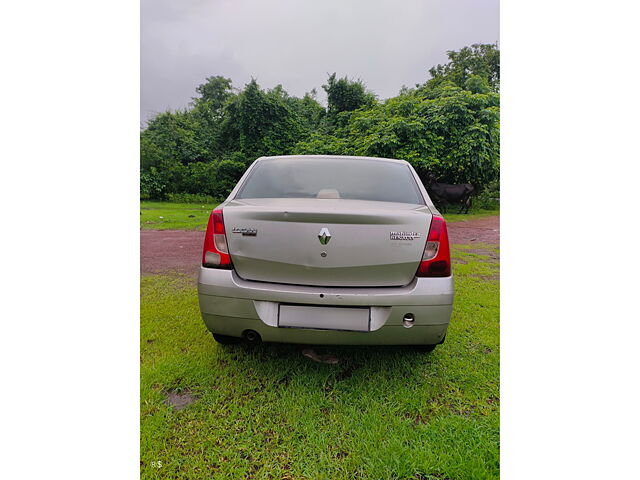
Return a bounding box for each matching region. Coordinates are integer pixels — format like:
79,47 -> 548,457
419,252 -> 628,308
141,0 -> 499,124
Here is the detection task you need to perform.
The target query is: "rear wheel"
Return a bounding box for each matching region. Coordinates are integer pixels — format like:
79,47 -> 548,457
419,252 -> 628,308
211,333 -> 241,345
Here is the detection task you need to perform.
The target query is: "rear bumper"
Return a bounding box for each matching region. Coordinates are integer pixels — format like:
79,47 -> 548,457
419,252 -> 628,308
198,267 -> 454,345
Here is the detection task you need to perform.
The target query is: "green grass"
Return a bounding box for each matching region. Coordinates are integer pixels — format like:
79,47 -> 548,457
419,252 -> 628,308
141,202 -> 220,230
141,201 -> 498,230
443,207 -> 500,223
140,244 -> 499,479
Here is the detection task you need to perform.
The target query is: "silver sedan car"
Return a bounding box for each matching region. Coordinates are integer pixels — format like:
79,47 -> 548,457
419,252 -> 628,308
198,155 -> 453,351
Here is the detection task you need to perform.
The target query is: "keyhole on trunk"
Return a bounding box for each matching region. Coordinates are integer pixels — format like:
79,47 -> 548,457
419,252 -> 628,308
320,251 -> 327,257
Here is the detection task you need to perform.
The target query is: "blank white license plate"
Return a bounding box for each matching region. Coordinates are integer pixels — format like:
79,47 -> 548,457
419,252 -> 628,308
278,305 -> 371,332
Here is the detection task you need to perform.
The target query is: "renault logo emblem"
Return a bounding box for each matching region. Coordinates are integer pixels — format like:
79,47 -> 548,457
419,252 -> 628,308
318,227 -> 331,245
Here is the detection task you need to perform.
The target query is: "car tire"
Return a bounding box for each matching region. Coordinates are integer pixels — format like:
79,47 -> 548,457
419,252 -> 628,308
415,344 -> 437,353
212,333 -> 241,345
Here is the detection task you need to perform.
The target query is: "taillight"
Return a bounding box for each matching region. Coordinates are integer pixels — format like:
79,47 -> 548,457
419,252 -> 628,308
202,209 -> 232,269
416,215 -> 451,277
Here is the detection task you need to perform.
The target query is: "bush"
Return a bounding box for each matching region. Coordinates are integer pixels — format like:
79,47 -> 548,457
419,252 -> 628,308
474,179 -> 500,210
176,162 -> 219,196
214,160 -> 246,198
140,167 -> 168,200
166,193 -> 220,204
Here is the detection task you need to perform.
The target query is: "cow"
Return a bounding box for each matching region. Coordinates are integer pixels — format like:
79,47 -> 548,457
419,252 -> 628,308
425,173 -> 475,214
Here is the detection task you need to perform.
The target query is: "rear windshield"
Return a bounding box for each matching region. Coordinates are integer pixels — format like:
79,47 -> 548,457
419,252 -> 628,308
236,158 -> 424,205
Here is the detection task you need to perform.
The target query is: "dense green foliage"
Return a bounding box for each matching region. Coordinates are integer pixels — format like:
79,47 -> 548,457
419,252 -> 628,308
141,44 -> 500,200
427,44 -> 500,92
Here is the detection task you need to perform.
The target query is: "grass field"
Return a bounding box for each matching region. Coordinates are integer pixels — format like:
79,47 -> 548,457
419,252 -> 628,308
140,244 -> 500,479
141,202 -> 220,230
140,201 -> 499,230
441,207 -> 500,223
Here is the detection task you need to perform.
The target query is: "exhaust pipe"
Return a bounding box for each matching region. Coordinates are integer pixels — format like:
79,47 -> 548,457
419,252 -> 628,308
403,313 -> 415,328
243,329 -> 262,344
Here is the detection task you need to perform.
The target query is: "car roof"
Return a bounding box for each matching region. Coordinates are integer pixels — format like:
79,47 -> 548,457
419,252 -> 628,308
255,155 -> 410,165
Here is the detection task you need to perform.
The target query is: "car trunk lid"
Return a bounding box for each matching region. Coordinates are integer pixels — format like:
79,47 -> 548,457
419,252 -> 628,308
223,198 -> 432,287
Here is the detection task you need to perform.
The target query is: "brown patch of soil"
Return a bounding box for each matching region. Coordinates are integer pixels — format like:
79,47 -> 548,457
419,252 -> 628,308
164,390 -> 197,411
140,216 -> 499,276
141,229 -> 203,276
447,216 -> 499,245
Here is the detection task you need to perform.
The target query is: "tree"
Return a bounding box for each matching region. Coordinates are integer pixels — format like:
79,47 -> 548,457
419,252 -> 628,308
344,84 -> 499,187
142,110 -> 210,165
288,89 -> 326,131
427,43 -> 500,91
218,79 -> 305,158
190,76 -> 236,156
140,136 -> 167,170
192,76 -> 234,114
464,74 -> 491,94
323,73 -> 376,119
140,44 -> 500,200
215,159 -> 246,197
293,132 -> 354,156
